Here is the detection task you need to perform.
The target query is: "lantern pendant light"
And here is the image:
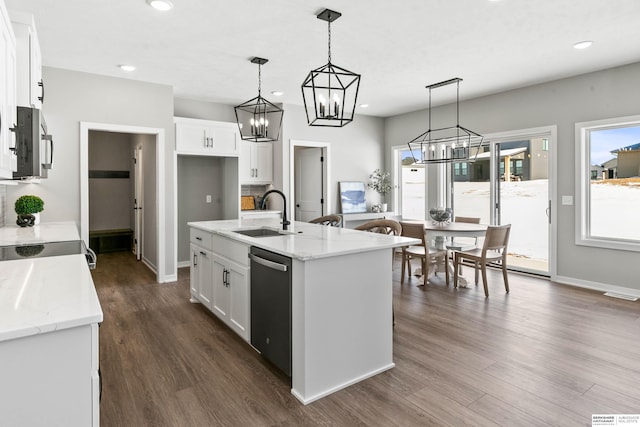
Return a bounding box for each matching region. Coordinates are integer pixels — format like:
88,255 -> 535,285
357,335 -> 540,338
407,78 -> 484,164
235,57 -> 284,142
301,8 -> 361,127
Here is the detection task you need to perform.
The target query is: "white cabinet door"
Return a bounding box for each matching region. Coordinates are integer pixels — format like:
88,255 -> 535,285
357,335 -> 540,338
190,244 -> 213,308
10,13 -> 41,109
175,118 -> 239,156
211,253 -> 250,341
227,264 -> 250,340
206,124 -> 238,156
0,4 -> 16,178
212,256 -> 230,319
240,141 -> 273,184
197,248 -> 213,308
254,143 -> 273,183
189,244 -> 200,297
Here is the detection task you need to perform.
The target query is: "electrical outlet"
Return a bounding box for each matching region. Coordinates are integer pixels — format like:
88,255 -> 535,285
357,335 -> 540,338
561,195 -> 573,205
206,195 -> 212,203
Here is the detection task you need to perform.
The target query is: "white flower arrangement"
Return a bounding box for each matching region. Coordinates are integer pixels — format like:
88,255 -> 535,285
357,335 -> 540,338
368,169 -> 392,195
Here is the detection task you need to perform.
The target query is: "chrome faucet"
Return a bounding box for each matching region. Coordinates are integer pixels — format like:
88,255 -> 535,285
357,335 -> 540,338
260,189 -> 290,230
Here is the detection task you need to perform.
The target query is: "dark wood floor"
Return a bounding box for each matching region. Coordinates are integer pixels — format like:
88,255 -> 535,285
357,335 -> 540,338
92,252 -> 640,426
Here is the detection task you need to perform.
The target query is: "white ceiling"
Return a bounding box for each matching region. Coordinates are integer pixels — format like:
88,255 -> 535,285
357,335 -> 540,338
6,0 -> 640,118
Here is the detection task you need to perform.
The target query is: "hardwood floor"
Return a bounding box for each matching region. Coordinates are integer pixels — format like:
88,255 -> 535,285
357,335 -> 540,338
93,252 -> 640,426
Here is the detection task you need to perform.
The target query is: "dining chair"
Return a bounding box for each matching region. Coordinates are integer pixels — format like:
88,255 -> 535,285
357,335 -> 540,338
446,216 -> 482,274
400,221 -> 448,286
354,219 -> 402,235
309,214 -> 342,227
453,224 -> 511,297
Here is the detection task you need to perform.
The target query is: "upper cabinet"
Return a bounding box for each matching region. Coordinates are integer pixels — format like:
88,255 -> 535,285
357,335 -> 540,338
174,117 -> 239,157
10,11 -> 43,109
240,141 -> 273,184
0,1 -> 17,178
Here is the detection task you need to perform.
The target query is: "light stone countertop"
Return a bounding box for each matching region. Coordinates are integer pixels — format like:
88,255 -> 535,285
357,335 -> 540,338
0,254 -> 103,342
188,218 -> 419,261
0,221 -> 80,246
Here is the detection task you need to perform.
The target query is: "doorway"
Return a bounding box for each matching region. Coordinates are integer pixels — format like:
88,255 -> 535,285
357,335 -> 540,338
80,122 -> 167,283
454,126 -> 556,276
289,140 -> 331,221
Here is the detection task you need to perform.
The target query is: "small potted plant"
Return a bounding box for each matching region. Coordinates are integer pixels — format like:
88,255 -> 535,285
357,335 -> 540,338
368,169 -> 392,212
15,194 -> 45,227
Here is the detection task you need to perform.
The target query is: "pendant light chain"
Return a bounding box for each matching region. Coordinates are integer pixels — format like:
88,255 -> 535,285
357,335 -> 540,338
257,63 -> 262,96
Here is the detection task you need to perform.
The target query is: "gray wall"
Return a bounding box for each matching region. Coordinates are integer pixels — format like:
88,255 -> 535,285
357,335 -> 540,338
177,155 -> 225,262
174,97 -> 236,122
88,131 -> 131,231
385,61 -> 640,293
7,66 -> 176,279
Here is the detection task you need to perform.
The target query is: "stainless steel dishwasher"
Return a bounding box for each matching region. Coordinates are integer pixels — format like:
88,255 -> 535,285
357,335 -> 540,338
249,246 -> 292,376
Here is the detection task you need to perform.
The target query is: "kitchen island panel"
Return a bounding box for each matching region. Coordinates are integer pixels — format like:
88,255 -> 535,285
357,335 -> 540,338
291,248 -> 394,404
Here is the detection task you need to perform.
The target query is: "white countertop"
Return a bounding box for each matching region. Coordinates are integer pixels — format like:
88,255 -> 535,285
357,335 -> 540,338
0,221 -> 80,246
188,218 -> 419,261
0,254 -> 103,342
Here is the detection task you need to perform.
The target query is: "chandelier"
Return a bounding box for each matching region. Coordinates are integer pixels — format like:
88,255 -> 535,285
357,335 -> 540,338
301,8 -> 360,127
407,78 -> 484,164
234,57 -> 284,142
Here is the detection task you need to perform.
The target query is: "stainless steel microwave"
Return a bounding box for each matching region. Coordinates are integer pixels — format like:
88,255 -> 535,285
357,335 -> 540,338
12,106 -> 53,179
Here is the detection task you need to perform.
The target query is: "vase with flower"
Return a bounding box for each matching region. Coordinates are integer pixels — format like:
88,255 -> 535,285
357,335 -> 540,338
368,169 -> 392,212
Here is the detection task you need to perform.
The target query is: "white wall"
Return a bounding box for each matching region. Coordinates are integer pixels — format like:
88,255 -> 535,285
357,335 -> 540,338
279,104 -> 386,214
385,61 -> 640,294
7,67 -> 176,279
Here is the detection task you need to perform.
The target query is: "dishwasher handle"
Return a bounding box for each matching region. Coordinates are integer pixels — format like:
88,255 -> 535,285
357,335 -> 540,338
249,253 -> 288,272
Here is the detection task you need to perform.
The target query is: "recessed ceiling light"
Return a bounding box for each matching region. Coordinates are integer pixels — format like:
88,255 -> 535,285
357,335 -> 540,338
359,104 -> 369,108
147,0 -> 174,11
118,64 -> 136,72
573,41 -> 593,50
271,91 -> 284,96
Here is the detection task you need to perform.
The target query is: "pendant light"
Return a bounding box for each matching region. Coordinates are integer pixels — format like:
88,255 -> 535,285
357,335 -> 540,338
301,8 -> 361,127
407,78 -> 484,164
235,57 -> 284,143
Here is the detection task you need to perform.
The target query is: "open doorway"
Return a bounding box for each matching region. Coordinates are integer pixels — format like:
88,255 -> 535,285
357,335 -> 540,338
290,140 -> 331,222
80,122 -> 166,283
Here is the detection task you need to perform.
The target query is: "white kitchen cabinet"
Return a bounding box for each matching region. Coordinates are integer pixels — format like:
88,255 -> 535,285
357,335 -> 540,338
0,1 -> 17,178
10,11 -> 43,109
175,117 -> 239,156
189,227 -> 250,341
190,244 -> 214,308
212,253 -> 250,340
240,140 -> 273,184
189,228 -> 214,307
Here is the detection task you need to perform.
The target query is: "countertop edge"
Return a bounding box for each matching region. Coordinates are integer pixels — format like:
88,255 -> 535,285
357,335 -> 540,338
188,220 -> 420,261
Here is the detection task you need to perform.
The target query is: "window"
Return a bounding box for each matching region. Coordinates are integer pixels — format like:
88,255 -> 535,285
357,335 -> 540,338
542,138 -> 549,151
512,159 -> 523,176
576,115 -> 640,251
454,163 -> 467,176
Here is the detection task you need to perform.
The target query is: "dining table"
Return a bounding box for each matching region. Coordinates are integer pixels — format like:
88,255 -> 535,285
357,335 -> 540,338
423,221 -> 489,287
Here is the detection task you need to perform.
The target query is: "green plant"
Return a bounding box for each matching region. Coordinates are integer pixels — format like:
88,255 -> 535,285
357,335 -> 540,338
368,169 -> 392,195
15,195 -> 45,215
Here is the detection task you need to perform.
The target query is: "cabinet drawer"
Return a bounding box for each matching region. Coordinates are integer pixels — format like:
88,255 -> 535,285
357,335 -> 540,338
212,234 -> 249,266
190,228 -> 213,250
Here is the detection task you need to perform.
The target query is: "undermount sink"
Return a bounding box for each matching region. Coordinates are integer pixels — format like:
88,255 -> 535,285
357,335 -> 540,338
232,227 -> 288,238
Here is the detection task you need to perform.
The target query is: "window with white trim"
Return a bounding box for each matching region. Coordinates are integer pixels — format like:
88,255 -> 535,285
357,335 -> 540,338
576,116 -> 640,251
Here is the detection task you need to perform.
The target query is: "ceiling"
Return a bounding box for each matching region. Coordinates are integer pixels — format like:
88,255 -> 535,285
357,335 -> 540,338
6,0 -> 640,118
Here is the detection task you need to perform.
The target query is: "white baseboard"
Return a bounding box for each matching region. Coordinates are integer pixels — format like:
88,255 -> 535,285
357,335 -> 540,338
553,275 -> 640,299
177,260 -> 190,268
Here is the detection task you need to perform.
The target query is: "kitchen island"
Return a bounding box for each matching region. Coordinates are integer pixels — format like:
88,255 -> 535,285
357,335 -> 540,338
188,218 -> 418,404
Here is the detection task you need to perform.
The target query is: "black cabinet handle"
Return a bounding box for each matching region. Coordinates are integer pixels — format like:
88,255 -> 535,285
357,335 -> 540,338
195,236 -> 202,240
193,253 -> 197,267
38,80 -> 45,103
